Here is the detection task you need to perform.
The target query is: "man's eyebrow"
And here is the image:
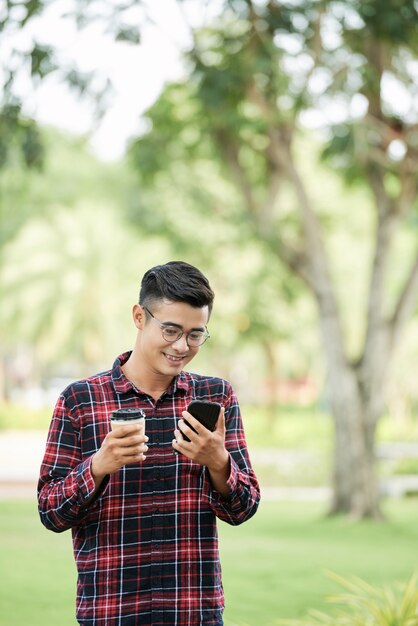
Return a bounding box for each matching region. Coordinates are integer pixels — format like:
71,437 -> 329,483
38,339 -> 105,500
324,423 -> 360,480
161,321 -> 206,331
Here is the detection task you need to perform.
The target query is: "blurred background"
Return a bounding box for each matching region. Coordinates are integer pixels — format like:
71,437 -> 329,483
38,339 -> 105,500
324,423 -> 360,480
1,1 -> 418,625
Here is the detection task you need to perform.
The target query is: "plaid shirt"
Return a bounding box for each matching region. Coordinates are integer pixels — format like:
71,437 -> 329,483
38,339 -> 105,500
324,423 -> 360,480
38,352 -> 260,626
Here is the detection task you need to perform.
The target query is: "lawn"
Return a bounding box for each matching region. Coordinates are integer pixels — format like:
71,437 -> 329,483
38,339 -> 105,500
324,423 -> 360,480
1,498 -> 417,626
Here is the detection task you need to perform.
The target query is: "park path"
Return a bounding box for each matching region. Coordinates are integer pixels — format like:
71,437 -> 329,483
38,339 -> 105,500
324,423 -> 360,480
1,431 -> 417,501
0,430 -> 330,502
0,430 -> 46,500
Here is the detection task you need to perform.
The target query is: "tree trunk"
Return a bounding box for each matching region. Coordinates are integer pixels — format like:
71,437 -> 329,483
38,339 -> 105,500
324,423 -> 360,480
320,306 -> 392,519
308,252 -> 389,519
326,360 -> 383,519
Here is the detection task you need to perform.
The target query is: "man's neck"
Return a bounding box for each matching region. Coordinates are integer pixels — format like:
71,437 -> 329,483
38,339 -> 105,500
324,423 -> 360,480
122,351 -> 174,402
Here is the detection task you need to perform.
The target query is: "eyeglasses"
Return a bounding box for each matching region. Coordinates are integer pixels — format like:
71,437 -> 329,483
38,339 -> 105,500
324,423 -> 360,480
143,306 -> 211,347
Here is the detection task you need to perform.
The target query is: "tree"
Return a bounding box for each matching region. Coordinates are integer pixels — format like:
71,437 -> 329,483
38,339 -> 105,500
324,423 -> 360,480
0,0 -> 143,252
128,0 -> 418,518
0,128 -> 172,403
4,0 -> 418,518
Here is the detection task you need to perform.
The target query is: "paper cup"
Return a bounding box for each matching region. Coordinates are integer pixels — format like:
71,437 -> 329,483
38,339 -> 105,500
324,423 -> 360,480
110,408 -> 146,433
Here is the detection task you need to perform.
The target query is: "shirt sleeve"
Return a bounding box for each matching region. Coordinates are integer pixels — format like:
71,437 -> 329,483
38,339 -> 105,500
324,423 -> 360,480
201,384 -> 260,525
37,393 -> 109,533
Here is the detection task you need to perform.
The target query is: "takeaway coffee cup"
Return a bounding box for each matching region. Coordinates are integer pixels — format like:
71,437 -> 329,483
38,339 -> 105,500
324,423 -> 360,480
110,408 -> 146,433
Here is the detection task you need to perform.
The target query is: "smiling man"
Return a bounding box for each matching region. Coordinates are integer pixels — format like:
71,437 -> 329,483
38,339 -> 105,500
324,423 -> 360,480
38,261 -> 260,626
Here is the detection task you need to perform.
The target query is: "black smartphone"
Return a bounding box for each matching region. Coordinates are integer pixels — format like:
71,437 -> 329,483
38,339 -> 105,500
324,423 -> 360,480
181,400 -> 222,443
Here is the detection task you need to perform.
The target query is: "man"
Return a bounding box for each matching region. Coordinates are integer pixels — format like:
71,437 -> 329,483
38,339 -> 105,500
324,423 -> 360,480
38,261 -> 260,626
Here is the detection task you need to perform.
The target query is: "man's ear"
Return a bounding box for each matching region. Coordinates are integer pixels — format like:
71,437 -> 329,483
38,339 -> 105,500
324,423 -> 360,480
133,304 -> 145,330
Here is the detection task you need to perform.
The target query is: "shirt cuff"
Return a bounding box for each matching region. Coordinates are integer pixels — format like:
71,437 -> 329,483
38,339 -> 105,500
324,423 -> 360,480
76,456 -> 109,508
202,453 -> 239,504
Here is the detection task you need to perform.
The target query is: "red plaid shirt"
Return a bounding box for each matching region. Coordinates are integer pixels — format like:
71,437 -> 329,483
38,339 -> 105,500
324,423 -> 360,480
38,352 -> 260,626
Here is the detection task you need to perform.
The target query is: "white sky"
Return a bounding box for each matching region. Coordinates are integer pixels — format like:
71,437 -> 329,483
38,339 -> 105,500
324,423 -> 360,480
5,0 -> 207,160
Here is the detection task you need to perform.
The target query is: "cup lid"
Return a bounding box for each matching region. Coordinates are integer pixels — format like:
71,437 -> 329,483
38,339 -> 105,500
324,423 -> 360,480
110,408 -> 146,420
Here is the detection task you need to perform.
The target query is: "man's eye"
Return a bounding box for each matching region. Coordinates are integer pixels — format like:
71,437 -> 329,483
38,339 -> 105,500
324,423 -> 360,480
163,327 -> 179,338
189,332 -> 204,341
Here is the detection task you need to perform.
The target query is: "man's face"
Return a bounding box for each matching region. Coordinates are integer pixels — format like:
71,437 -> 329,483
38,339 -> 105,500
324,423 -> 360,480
136,300 -> 210,378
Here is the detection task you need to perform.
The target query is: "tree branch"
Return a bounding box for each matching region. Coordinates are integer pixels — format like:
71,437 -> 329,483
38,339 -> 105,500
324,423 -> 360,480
390,249 -> 418,346
362,167 -> 400,363
277,137 -> 334,295
268,134 -> 349,367
214,129 -> 259,214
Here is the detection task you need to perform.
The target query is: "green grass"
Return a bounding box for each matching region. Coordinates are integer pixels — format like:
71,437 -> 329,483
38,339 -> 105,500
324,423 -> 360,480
1,499 -> 417,626
221,499 -> 418,625
0,403 -> 54,431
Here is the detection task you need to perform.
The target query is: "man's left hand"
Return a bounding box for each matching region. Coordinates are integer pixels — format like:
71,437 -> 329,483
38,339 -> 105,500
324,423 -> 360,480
173,407 -> 229,474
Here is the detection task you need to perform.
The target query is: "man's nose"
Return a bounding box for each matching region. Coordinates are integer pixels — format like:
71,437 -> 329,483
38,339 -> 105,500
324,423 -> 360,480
172,334 -> 189,351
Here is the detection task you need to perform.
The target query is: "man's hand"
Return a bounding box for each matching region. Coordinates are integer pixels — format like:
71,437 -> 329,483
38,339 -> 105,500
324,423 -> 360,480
91,425 -> 149,489
173,407 -> 231,497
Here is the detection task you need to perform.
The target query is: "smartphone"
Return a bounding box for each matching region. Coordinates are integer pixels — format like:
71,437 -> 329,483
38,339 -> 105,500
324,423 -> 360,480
181,400 -> 222,443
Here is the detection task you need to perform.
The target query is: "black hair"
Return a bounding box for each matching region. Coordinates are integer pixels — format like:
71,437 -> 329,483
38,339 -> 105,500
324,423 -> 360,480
139,261 -> 214,315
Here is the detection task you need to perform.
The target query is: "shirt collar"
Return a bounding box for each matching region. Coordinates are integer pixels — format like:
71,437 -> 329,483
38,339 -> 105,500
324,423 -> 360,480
169,370 -> 189,395
112,351 -> 134,395
112,351 -> 188,396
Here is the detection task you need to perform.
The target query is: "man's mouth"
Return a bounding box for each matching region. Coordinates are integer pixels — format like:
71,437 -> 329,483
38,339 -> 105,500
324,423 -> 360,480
163,352 -> 187,363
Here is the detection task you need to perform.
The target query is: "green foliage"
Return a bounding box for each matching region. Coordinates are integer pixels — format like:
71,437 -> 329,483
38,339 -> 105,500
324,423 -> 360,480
0,404 -> 51,430
0,104 -> 44,169
129,83 -> 207,183
115,25 -> 140,45
278,573 -> 418,626
2,1 -> 418,520
0,127 -> 172,376
30,43 -> 57,77
0,202 -> 170,370
0,0 -> 145,177
356,0 -> 418,43
393,458 -> 418,476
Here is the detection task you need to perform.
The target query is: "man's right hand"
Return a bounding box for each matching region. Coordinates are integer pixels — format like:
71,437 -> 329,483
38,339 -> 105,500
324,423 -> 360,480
91,425 -> 149,489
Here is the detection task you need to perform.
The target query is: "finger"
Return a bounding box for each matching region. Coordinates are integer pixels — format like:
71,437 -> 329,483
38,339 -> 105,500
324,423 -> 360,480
118,446 -> 148,460
119,443 -> 148,459
111,424 -> 143,438
182,411 -> 201,434
123,453 -> 147,465
172,439 -> 186,457
174,430 -> 192,452
178,419 -> 197,441
215,407 -> 226,435
115,434 -> 148,448
174,428 -> 187,444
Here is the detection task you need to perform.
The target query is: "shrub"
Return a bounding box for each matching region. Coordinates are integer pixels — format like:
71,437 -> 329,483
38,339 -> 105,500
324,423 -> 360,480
278,572 -> 418,626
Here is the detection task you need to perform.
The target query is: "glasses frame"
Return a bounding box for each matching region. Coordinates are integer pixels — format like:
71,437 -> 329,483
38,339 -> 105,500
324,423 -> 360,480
143,306 -> 211,347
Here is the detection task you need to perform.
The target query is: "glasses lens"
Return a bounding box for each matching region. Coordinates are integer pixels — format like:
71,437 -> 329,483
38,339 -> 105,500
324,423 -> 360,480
162,327 -> 182,342
160,326 -> 210,346
187,331 -> 209,347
